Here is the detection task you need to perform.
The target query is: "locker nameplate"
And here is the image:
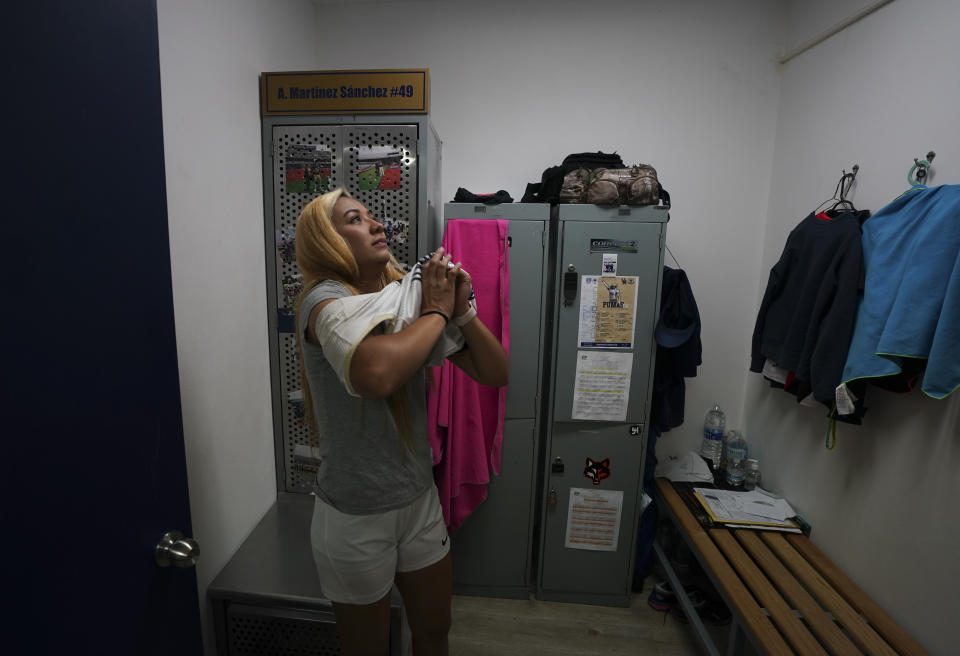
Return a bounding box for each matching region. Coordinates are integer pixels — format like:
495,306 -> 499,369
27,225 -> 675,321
590,238 -> 638,253
261,69 -> 429,115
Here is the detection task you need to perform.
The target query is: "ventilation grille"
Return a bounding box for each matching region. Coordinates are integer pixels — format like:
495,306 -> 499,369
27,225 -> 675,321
226,606 -> 342,656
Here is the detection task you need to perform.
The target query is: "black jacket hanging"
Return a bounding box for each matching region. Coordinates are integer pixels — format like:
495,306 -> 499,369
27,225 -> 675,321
751,210 -> 868,412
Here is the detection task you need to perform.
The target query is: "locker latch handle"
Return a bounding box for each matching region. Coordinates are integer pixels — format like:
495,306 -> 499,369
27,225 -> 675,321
563,266 -> 578,306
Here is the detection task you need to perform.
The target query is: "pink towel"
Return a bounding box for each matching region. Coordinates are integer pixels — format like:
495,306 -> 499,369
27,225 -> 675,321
427,219 -> 510,531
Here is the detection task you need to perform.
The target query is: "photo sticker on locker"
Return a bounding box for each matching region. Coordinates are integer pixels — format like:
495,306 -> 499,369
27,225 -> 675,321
281,273 -> 303,310
356,145 -> 403,190
602,253 -> 618,275
276,226 -> 296,263
285,145 -> 332,194
373,199 -> 409,246
583,457 -> 611,486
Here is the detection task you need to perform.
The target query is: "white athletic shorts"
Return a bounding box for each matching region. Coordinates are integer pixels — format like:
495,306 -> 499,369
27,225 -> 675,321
310,486 -> 450,605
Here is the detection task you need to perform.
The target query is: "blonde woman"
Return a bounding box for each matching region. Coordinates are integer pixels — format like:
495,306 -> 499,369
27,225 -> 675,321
294,188 -> 508,656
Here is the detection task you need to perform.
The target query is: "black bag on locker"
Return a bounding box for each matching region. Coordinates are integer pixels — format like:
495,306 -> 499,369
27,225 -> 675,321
520,151 -> 625,203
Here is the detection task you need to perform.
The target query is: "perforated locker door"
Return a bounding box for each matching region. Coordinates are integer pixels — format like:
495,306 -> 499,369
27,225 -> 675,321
269,123 -> 419,493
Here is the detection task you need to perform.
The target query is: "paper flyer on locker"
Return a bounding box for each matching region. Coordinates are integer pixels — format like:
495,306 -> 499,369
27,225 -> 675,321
564,487 -> 624,551
577,275 -> 639,348
572,273 -> 638,421
571,351 -> 633,421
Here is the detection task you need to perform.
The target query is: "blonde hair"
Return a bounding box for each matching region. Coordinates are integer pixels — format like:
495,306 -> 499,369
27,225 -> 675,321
293,188 -> 414,448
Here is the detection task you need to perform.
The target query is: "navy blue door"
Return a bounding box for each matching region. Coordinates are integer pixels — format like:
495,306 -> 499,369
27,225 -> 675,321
4,1 -> 202,653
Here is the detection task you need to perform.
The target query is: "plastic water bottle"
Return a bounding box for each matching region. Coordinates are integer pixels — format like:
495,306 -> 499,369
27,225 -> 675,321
743,459 -> 761,491
700,402 -> 726,469
720,432 -> 729,471
725,430 -> 748,487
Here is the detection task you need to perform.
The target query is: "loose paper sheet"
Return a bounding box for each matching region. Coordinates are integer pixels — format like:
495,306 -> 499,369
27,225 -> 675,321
572,351 -> 633,421
565,487 -> 624,551
578,275 -> 639,348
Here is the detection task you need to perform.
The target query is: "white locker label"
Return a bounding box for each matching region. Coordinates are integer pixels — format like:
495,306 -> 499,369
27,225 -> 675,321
602,253 -> 618,275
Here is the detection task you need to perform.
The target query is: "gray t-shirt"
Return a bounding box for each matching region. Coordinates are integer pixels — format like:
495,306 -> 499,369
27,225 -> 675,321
299,280 -> 433,514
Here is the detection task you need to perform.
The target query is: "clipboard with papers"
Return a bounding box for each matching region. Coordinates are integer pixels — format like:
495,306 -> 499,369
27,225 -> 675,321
691,487 -> 804,533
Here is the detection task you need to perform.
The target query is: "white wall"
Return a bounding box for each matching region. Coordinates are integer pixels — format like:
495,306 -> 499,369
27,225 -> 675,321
156,0 -> 317,652
750,0 -> 960,652
312,0 -> 788,457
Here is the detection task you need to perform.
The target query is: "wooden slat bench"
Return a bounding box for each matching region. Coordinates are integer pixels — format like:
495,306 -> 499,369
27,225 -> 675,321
653,477 -> 928,656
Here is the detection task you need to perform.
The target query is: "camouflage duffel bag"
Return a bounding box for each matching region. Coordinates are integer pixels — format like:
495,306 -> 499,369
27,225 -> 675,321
559,165 -> 666,207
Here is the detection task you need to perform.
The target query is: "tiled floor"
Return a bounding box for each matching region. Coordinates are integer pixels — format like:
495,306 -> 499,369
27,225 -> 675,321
448,591 -> 721,655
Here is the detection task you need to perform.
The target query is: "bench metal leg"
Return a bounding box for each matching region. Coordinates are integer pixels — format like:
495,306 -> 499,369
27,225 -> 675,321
726,620 -> 744,656
653,540 -> 720,656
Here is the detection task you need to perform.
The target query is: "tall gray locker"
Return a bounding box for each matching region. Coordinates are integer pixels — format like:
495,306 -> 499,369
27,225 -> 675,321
261,115 -> 442,494
442,203 -> 551,599
537,204 -> 667,606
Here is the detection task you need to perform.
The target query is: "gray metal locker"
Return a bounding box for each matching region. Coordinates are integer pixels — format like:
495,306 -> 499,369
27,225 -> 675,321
442,203 -> 551,599
537,204 -> 667,606
261,115 -> 442,494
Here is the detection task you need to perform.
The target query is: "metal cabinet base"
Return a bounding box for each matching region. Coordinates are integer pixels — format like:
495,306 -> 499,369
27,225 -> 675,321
209,494 -> 410,655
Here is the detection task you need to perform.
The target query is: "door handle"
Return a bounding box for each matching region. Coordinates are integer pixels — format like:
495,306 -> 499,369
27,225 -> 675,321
155,530 -> 200,568
563,265 -> 578,306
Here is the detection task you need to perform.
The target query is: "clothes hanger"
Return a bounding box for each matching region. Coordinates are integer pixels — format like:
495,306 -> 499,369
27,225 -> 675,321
828,167 -> 858,215
827,172 -> 858,215
812,181 -> 842,215
813,165 -> 859,216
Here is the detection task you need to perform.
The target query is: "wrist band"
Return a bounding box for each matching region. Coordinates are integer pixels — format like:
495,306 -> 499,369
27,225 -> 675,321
453,302 -> 478,327
420,310 -> 450,324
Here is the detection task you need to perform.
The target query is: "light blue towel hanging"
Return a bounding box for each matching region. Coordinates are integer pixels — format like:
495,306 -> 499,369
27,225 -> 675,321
841,184 -> 960,399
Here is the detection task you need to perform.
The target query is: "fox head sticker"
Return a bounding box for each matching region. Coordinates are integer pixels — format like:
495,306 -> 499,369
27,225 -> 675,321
583,457 -> 611,486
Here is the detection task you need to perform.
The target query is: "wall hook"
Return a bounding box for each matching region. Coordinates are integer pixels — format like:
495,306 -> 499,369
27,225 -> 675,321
908,151 -> 936,187
839,164 -> 859,201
